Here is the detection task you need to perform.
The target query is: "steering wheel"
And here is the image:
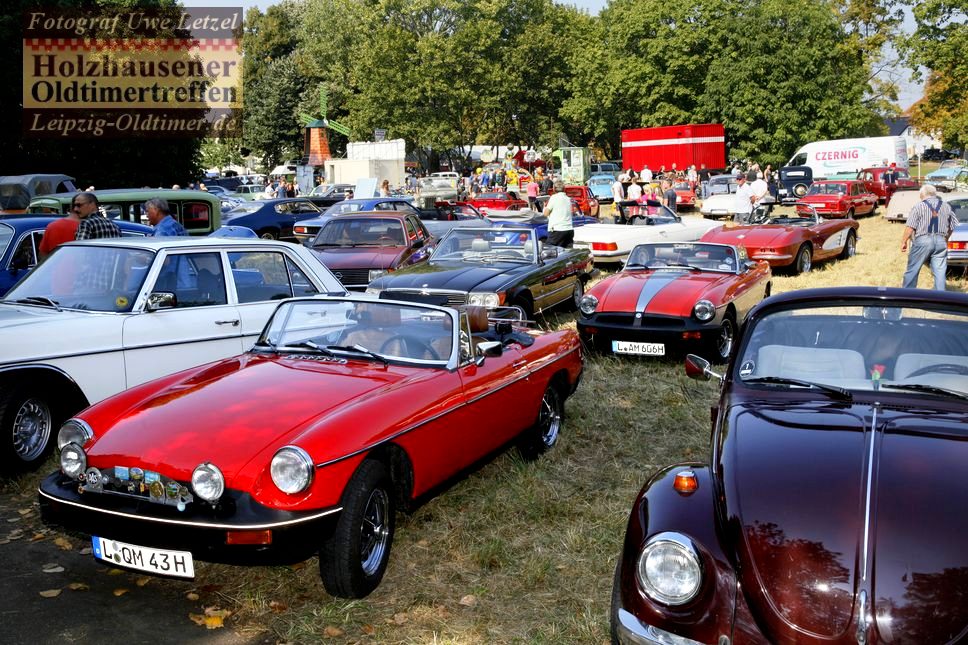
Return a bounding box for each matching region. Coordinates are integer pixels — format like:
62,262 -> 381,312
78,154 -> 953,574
379,335 -> 441,360
906,363 -> 968,378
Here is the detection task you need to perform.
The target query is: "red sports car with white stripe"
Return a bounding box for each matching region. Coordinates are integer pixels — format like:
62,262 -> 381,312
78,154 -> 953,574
577,242 -> 771,362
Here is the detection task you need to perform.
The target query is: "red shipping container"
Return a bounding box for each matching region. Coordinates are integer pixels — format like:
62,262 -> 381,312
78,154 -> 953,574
621,124 -> 726,174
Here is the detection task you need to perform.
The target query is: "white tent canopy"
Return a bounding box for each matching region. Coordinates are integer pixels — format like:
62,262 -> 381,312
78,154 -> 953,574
269,165 -> 296,176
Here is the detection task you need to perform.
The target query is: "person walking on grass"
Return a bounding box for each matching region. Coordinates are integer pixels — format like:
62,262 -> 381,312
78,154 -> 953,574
901,184 -> 959,290
543,179 -> 574,248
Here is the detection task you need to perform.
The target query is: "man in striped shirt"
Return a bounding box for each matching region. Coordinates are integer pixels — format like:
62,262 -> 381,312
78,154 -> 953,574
900,185 -> 959,290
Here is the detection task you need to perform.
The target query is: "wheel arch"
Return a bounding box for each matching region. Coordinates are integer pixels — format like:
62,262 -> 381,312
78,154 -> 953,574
364,442 -> 414,511
0,365 -> 89,418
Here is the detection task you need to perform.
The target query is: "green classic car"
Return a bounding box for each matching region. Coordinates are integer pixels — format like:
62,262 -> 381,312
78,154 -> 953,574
27,189 -> 221,236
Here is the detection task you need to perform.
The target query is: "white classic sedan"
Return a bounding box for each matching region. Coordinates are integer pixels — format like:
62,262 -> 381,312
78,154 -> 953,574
943,192 -> 968,270
573,200 -> 722,265
0,237 -> 345,471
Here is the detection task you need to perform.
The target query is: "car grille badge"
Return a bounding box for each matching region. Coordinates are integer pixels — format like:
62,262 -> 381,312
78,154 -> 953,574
79,465 -> 194,510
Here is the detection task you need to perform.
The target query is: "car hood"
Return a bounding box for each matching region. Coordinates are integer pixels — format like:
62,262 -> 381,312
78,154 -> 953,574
591,270 -> 732,316
373,260 -> 524,293
723,400 -> 968,643
311,246 -> 406,270
0,304 -> 122,361
84,354 -> 423,487
702,225 -> 791,248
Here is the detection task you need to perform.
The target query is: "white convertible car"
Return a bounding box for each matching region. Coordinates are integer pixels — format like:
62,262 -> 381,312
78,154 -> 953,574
573,200 -> 721,264
0,237 -> 345,471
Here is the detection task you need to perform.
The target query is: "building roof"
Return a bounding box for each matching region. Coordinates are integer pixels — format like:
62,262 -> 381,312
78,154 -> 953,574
885,116 -> 910,137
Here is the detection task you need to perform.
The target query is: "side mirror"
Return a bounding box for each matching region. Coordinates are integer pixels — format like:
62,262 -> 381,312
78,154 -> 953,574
475,340 -> 503,365
685,354 -> 723,382
540,248 -> 558,260
743,260 -> 758,272
412,238 -> 424,249
146,291 -> 177,311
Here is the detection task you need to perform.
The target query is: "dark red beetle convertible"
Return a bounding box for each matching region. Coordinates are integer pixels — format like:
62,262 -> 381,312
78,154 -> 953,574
612,287 -> 968,644
40,297 -> 582,598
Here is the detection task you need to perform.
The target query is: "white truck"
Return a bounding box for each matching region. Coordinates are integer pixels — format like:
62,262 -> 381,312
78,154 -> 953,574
786,136 -> 909,179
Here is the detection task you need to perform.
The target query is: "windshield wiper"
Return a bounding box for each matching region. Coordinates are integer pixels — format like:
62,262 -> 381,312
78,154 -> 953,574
662,263 -> 702,271
880,383 -> 968,401
9,296 -> 61,310
324,344 -> 389,367
743,376 -> 853,400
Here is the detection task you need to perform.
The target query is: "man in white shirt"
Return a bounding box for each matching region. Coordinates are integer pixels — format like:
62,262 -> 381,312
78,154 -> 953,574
750,171 -> 769,205
543,180 -> 574,247
626,180 -> 643,201
733,175 -> 756,224
641,165 -> 653,182
611,177 -> 625,204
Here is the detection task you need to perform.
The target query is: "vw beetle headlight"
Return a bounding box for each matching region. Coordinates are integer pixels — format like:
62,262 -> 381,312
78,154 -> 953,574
693,299 -> 716,322
191,462 -> 224,503
468,292 -> 500,308
368,269 -> 386,282
57,419 -> 93,451
60,443 -> 87,479
579,294 -> 598,316
270,446 -> 314,494
636,532 -> 703,605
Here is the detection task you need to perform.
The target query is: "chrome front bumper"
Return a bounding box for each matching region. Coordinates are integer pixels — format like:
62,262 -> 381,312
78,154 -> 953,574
615,609 -> 708,645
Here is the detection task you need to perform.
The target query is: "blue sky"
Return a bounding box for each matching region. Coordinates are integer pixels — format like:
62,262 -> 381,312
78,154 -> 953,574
185,0 -> 920,108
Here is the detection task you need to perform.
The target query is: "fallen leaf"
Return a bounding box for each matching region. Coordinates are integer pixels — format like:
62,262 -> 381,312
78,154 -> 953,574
7,530 -> 24,540
0,539 -> 9,545
459,594 -> 477,607
53,537 -> 72,551
79,547 -> 92,555
416,539 -> 429,548
39,589 -> 61,598
18,508 -> 33,516
6,517 -> 20,523
30,533 -> 46,542
186,592 -> 200,601
323,626 -> 344,637
107,568 -> 124,576
67,582 -> 89,591
392,613 -> 408,625
113,588 -> 129,597
361,624 -> 376,635
42,563 -> 65,574
268,600 -> 287,613
135,577 -> 150,587
288,562 -> 307,571
189,607 -> 231,629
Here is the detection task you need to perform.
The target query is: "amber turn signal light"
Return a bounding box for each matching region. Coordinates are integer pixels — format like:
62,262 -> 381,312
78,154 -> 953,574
673,470 -> 698,495
225,530 -> 273,545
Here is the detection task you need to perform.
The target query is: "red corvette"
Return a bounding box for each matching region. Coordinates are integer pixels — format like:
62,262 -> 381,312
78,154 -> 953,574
467,191 -> 528,213
39,298 -> 583,598
794,180 -> 877,218
577,242 -> 771,362
564,185 -> 601,217
701,204 -> 859,275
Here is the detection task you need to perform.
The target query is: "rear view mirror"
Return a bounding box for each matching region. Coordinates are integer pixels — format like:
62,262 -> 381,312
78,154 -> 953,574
685,354 -> 723,382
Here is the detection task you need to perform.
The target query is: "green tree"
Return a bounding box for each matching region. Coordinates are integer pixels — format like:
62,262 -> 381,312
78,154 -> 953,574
199,137 -> 243,173
902,0 -> 968,148
243,56 -> 310,169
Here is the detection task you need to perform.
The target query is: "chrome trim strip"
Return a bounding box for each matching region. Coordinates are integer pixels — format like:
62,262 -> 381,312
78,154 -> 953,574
38,487 -> 342,529
0,334 -> 242,366
314,345 -> 581,469
861,404 -> 878,581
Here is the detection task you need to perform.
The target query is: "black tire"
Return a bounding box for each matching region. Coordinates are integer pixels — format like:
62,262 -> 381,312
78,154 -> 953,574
568,279 -> 585,311
511,295 -> 534,319
839,230 -> 857,260
258,229 -> 278,240
846,208 -> 855,220
709,314 -> 736,364
320,460 -> 395,598
0,387 -> 57,472
518,383 -> 564,461
764,281 -> 772,298
792,244 -> 812,275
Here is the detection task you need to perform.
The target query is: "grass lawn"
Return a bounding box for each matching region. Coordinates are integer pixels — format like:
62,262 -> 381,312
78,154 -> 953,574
10,211 -> 968,643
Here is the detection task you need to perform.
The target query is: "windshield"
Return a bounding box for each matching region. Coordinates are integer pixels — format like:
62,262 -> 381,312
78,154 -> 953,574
224,202 -> 263,215
736,303 -> 968,396
259,299 -> 454,364
807,183 -> 848,196
4,245 -> 155,312
316,217 -> 405,246
588,177 -> 612,186
0,223 -> 15,259
420,179 -> 453,190
949,199 -> 968,222
626,242 -> 737,272
431,228 -> 537,263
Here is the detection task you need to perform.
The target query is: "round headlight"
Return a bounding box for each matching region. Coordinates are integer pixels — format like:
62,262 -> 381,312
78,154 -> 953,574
57,419 -> 93,451
368,269 -> 386,282
693,299 -> 716,322
579,294 -> 598,316
270,446 -> 315,494
636,532 -> 703,605
60,443 -> 87,479
469,292 -> 500,308
191,462 -> 225,503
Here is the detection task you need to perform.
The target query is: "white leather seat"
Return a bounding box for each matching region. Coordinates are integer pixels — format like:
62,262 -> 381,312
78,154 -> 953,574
894,353 -> 968,380
471,239 -> 491,252
756,345 -> 867,380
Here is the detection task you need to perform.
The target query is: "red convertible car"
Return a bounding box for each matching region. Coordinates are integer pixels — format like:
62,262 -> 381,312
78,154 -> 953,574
309,212 -> 435,290
467,191 -> 528,213
577,242 -> 771,362
612,287 -> 968,645
794,180 -> 878,219
40,298 -> 583,598
701,203 -> 859,275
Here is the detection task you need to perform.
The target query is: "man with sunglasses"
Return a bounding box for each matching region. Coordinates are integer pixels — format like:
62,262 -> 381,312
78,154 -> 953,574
73,192 -> 121,240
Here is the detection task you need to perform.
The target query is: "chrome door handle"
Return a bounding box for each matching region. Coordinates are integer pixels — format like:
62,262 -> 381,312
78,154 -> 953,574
215,319 -> 240,326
